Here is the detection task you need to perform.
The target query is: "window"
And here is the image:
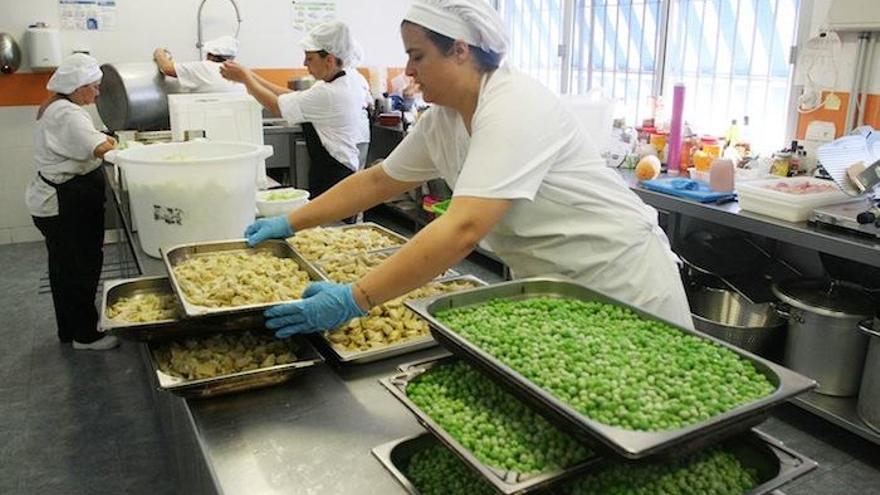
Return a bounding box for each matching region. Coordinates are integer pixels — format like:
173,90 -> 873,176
496,0 -> 802,153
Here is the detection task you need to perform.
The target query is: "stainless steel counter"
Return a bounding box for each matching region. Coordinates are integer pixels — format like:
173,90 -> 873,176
617,170 -> 880,268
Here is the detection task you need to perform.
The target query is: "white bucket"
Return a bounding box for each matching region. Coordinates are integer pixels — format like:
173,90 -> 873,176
105,141 -> 272,258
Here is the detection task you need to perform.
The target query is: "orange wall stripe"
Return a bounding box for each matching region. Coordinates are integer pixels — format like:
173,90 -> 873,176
0,73 -> 53,106
0,67 -> 385,107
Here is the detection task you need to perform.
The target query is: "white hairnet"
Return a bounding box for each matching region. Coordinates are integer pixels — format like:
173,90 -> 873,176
299,21 -> 363,67
204,36 -> 239,57
404,0 -> 508,57
46,53 -> 102,95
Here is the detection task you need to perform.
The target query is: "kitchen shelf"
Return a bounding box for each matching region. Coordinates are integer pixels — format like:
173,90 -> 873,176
790,391 -> 880,445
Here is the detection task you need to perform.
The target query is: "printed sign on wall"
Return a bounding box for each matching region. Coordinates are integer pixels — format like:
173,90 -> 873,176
59,0 -> 117,31
292,0 -> 337,33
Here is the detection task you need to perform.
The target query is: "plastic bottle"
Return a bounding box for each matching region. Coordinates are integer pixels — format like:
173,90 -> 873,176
709,158 -> 735,192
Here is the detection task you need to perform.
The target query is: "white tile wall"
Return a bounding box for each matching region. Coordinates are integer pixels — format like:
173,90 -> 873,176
0,106 -> 41,245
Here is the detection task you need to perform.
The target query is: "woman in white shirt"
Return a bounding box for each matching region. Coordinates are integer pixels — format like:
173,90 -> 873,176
220,21 -> 370,200
154,36 -> 244,93
25,54 -> 118,350
244,0 -> 692,336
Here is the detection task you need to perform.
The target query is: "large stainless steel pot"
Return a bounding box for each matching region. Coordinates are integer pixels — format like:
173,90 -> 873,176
0,33 -> 22,74
857,317 -> 880,433
688,287 -> 787,358
774,279 -> 874,397
96,63 -> 182,131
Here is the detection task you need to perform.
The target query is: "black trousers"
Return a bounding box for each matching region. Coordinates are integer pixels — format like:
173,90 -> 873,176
303,122 -> 357,223
32,168 -> 105,343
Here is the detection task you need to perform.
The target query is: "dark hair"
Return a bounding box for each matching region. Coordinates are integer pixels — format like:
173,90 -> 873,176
402,21 -> 501,72
314,49 -> 343,68
207,53 -> 234,63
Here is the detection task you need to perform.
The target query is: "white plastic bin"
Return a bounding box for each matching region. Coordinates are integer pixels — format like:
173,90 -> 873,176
105,141 -> 272,258
168,93 -> 269,188
737,177 -> 859,222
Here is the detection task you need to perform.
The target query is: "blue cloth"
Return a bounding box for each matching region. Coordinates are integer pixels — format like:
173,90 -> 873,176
244,215 -> 294,247
264,282 -> 367,337
640,178 -> 736,203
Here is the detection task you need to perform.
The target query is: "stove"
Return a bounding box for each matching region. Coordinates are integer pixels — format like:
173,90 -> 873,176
810,198 -> 880,238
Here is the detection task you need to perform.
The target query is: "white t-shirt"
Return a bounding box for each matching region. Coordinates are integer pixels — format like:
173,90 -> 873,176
25,100 -> 108,217
278,70 -> 370,171
382,64 -> 692,327
174,60 -> 245,94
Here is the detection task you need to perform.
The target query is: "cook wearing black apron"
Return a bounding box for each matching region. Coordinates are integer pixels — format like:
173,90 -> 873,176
301,70 -> 357,199
32,165 -> 106,344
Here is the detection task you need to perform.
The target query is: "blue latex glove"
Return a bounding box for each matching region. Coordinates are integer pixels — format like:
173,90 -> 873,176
265,281 -> 367,338
244,215 -> 294,247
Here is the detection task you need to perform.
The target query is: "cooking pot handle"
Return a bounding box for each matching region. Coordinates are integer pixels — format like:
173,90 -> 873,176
859,318 -> 880,338
772,302 -> 791,320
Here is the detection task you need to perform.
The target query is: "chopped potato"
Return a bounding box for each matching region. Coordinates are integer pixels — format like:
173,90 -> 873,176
107,292 -> 178,322
172,251 -> 310,308
155,332 -> 297,380
325,280 -> 477,353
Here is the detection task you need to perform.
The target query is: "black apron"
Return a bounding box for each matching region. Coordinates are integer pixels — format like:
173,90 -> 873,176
33,156 -> 106,343
302,70 -> 357,200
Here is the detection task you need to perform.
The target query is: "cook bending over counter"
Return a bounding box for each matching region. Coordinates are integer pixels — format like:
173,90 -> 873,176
245,0 -> 693,336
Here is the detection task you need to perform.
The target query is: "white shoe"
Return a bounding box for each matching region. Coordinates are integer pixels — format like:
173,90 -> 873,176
72,335 -> 119,351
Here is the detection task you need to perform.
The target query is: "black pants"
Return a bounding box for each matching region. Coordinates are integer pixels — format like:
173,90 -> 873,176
303,122 -> 357,223
32,168 -> 105,343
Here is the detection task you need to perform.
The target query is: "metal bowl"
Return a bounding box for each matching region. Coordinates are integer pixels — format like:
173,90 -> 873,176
688,287 -> 787,358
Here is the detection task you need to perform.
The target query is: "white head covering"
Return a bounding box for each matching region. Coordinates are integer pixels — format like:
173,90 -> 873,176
299,21 -> 363,67
204,36 -> 239,57
404,0 -> 509,57
46,53 -> 102,95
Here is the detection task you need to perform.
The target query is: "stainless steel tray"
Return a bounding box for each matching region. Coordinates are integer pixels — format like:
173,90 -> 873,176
147,333 -> 323,398
162,239 -> 326,318
380,354 -> 599,494
100,276 -> 266,342
312,275 -> 486,365
289,222 -> 409,263
100,276 -> 179,335
405,278 -> 817,459
312,247 -> 458,283
371,430 -> 816,495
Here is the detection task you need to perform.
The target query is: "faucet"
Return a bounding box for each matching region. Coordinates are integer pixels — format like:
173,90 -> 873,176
196,0 -> 242,54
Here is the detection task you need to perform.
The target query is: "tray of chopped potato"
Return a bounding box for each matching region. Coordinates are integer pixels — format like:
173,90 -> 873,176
313,248 -> 458,284
287,222 -> 408,263
163,239 -> 326,318
147,331 -> 323,398
313,275 -> 487,364
101,276 -> 272,342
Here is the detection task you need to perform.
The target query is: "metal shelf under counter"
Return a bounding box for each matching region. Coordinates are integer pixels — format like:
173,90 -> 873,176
790,392 -> 880,445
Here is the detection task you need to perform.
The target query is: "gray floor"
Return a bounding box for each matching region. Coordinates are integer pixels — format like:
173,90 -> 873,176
1,237 -> 879,494
0,242 -> 175,495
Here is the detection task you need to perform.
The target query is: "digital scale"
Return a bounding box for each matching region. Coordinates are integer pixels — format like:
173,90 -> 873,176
810,198 -> 880,238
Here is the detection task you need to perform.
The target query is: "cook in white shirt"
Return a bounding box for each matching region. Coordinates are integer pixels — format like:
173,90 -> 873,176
154,36 -> 245,93
220,21 -> 370,200
243,0 -> 693,335
25,54 -> 119,350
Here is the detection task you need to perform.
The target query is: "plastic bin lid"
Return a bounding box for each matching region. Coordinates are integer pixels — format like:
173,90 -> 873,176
772,279 -> 875,318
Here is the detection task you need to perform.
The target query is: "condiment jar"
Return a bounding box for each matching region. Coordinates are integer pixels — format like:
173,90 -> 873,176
709,158 -> 735,192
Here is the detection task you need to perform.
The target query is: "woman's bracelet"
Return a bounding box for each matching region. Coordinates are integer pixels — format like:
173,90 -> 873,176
353,281 -> 376,309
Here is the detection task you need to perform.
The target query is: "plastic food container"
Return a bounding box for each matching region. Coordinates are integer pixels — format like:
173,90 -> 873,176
256,188 -> 310,217
737,177 -> 856,222
105,141 -> 272,258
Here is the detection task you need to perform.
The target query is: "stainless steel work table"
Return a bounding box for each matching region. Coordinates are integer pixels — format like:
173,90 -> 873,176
617,169 -> 880,269
103,164 -> 880,494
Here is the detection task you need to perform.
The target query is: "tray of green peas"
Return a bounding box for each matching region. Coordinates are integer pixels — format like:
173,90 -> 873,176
371,429 -> 816,495
380,355 -> 599,494
404,278 -> 817,460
